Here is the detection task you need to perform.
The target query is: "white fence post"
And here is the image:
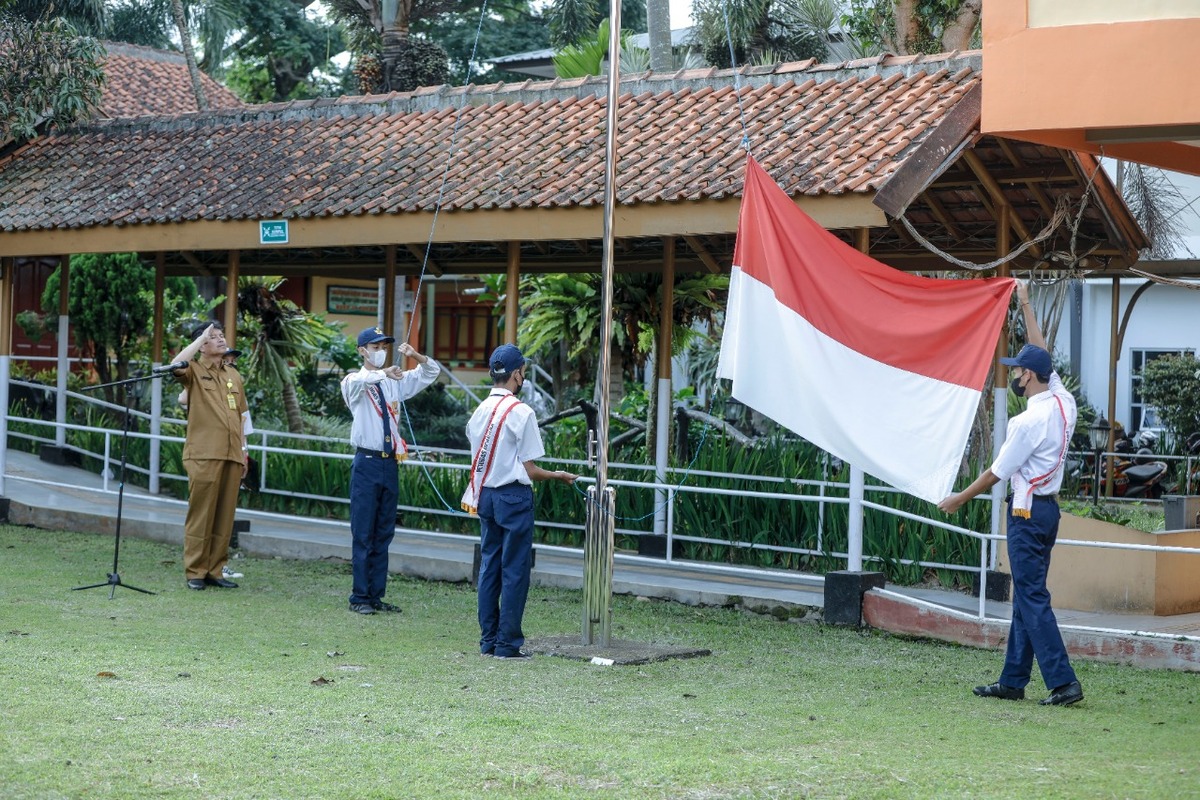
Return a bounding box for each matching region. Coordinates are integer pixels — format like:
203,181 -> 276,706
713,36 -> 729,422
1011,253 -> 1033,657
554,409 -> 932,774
848,464 -> 864,571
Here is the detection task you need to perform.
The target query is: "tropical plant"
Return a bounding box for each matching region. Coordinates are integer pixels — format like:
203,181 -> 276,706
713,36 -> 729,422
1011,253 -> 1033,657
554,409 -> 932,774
326,0 -> 454,93
1137,354 -> 1200,446
0,12 -> 105,144
547,0 -> 646,50
552,18 -> 621,78
234,276 -> 347,434
411,0 -> 549,85
5,0 -> 105,34
691,0 -> 828,68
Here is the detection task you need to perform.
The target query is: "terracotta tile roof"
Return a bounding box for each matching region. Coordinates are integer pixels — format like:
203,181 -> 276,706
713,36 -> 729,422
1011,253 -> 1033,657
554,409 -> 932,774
0,51 -> 981,233
99,42 -> 244,118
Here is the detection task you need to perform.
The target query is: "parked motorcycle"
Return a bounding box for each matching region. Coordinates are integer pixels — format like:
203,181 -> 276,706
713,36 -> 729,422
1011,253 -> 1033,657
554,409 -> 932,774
1076,428 -> 1171,499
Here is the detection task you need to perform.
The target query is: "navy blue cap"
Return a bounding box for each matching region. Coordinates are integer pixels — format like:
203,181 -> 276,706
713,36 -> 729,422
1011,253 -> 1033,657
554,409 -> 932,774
489,344 -> 526,377
223,348 -> 242,358
357,326 -> 395,347
1000,344 -> 1052,376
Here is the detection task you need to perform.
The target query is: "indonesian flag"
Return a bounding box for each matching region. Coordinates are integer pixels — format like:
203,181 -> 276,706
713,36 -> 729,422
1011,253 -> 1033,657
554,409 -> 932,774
717,157 -> 1014,503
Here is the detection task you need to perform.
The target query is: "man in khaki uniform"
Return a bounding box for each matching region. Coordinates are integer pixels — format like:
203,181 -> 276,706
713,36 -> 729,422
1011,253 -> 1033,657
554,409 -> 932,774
170,323 -> 248,590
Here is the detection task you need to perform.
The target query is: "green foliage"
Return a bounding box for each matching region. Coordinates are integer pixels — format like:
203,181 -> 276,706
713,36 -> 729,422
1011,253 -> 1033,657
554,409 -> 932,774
103,0 -> 173,49
384,36 -> 450,92
235,276 -> 349,433
412,0 -> 550,85
841,0 -> 981,55
1060,500 -> 1164,534
691,0 -> 827,69
1138,353 -> 1200,444
548,0 -> 646,50
215,0 -> 347,101
40,253 -> 151,392
515,270 -> 727,397
552,18 -> 616,78
0,12 -> 105,143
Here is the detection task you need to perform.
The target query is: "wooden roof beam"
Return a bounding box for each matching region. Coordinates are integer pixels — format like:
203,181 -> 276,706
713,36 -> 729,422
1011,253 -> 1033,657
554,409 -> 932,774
405,243 -> 443,277
682,236 -> 723,274
918,191 -> 965,242
180,251 -> 211,276
962,149 -> 1043,259
995,138 -> 1056,218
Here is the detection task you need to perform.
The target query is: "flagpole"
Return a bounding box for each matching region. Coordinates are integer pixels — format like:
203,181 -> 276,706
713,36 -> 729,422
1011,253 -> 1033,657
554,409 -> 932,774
581,0 -> 623,646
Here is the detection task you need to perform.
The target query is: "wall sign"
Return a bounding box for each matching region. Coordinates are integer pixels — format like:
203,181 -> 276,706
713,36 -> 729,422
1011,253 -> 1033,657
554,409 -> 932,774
327,285 -> 378,316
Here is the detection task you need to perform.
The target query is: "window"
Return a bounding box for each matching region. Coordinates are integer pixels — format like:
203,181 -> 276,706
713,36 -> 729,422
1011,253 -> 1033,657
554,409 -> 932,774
434,305 -> 499,368
1130,348 -> 1194,432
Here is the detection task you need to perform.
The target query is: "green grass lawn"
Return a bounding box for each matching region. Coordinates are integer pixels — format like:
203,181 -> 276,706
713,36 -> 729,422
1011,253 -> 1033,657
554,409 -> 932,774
2,525 -> 1198,800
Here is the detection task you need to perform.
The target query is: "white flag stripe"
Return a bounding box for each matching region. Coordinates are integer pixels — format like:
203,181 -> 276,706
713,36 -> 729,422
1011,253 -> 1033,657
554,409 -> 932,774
718,268 -> 977,503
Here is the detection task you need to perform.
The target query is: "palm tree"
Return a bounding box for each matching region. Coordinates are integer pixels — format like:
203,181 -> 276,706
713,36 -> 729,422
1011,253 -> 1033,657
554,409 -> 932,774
327,0 -> 454,92
170,0 -> 208,109
235,277 -> 344,434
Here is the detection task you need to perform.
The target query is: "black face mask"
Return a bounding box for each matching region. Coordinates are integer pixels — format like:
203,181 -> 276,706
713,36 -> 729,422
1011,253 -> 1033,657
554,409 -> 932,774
1010,373 -> 1026,397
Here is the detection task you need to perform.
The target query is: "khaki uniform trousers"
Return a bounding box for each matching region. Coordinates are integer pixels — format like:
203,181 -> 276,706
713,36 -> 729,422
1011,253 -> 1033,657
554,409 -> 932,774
183,458 -> 242,580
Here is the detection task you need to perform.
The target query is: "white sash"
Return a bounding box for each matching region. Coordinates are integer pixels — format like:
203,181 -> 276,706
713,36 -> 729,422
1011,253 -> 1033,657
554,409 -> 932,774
461,396 -> 521,515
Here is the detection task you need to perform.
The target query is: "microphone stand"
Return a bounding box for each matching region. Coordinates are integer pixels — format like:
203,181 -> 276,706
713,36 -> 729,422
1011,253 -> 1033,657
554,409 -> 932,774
72,367 -> 177,598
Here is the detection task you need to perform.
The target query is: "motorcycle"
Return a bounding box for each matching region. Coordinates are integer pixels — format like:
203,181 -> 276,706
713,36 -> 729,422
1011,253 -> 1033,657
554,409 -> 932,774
1076,428 -> 1171,499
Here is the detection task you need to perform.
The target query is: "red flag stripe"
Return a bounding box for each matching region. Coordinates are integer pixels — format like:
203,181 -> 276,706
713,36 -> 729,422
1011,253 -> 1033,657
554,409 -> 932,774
733,156 -> 1014,390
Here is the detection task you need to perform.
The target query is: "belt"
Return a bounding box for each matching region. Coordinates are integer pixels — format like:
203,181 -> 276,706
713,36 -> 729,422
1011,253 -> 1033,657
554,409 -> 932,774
1006,493 -> 1057,503
356,447 -> 394,459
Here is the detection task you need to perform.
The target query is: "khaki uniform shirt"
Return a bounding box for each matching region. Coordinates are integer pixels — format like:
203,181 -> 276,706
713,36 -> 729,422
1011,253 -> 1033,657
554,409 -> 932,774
178,360 -> 248,462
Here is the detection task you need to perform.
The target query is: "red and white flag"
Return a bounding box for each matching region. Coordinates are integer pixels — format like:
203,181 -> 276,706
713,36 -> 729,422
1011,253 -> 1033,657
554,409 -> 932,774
717,157 -> 1014,503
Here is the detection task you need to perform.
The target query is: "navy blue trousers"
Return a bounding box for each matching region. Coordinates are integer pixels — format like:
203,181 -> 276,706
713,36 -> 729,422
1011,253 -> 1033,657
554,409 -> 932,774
477,482 -> 535,657
348,452 -> 398,606
1000,496 -> 1078,691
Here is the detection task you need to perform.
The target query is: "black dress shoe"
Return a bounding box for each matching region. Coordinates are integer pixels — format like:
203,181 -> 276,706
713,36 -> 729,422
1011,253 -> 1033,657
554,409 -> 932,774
186,579 -> 206,591
203,577 -> 238,588
1040,681 -> 1084,706
973,682 -> 1024,700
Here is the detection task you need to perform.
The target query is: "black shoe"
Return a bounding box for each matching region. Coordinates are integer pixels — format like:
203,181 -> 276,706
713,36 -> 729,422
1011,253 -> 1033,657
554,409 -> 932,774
186,579 -> 206,591
1040,681 -> 1084,706
204,577 -> 238,589
349,603 -> 376,615
373,601 -> 402,613
494,650 -> 533,661
973,682 -> 1024,700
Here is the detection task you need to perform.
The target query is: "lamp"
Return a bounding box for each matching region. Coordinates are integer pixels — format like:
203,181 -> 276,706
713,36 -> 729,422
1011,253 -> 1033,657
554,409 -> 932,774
1088,416 -> 1110,506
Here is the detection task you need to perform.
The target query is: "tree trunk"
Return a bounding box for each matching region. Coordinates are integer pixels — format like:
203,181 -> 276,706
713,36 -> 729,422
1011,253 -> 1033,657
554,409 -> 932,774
381,23 -> 408,92
940,0 -> 982,52
645,0 -> 672,72
281,374 -> 305,434
890,0 -> 919,55
171,0 -> 208,111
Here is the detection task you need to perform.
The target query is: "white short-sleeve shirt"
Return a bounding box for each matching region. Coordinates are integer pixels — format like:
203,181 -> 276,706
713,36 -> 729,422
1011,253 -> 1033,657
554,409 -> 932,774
990,372 -> 1077,495
465,389 -> 545,488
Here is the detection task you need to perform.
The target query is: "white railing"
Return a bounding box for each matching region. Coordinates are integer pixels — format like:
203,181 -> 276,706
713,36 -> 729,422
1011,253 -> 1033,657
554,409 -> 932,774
8,376 -> 1200,622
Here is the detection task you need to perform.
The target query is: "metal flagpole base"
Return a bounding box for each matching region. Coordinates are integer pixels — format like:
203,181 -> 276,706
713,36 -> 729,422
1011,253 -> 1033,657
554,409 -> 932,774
582,485 -> 615,646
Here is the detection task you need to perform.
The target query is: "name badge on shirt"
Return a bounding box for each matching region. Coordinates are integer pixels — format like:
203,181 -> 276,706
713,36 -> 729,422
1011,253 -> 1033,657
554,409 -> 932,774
227,380 -> 237,410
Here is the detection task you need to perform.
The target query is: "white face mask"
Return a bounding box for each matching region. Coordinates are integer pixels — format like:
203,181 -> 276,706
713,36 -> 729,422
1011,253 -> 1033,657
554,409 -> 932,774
367,349 -> 387,368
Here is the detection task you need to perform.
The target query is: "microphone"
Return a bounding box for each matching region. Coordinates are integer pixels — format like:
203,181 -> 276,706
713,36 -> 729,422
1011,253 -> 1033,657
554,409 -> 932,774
154,361 -> 189,374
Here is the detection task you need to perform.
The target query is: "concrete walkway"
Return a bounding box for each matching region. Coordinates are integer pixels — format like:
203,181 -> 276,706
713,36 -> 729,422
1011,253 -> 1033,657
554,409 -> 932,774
3,447 -> 1198,671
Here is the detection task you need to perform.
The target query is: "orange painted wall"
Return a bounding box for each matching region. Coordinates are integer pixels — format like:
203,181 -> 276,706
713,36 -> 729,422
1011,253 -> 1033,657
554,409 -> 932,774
982,0 -> 1200,174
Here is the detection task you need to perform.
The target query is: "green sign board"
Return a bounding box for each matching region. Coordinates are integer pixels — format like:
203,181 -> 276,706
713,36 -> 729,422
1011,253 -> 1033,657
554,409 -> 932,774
259,220 -> 289,245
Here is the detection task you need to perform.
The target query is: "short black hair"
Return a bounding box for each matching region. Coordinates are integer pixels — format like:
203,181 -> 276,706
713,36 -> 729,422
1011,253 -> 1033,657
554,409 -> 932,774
189,320 -> 223,339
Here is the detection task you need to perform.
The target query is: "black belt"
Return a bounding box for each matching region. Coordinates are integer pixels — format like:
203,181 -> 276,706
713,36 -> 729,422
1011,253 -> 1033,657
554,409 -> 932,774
1006,494 -> 1057,503
356,447 -> 395,459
